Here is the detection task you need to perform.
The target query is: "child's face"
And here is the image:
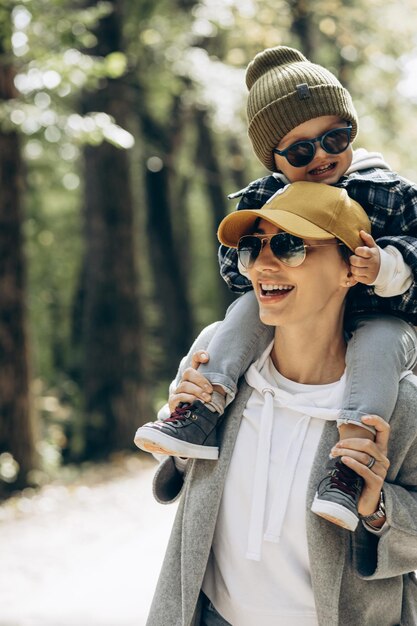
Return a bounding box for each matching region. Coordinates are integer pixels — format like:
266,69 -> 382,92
273,116 -> 353,185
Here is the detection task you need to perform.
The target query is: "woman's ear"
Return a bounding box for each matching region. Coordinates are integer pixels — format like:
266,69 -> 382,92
342,271 -> 358,288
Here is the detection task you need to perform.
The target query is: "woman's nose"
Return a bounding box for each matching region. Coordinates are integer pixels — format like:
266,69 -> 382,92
254,241 -> 281,270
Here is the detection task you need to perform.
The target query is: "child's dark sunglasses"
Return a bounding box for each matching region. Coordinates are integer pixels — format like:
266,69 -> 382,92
237,233 -> 343,269
272,124 -> 352,168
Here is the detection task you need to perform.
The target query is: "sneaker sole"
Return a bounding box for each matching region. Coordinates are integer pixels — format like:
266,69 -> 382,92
311,493 -> 359,531
134,427 -> 219,460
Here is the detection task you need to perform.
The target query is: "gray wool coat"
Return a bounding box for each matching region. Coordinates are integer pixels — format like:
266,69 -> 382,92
146,325 -> 417,626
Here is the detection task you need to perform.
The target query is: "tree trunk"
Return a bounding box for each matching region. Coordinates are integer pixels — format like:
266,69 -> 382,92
227,136 -> 249,193
194,107 -> 235,314
77,0 -> 146,457
145,164 -> 194,376
138,88 -> 195,379
289,0 -> 316,58
0,49 -> 37,489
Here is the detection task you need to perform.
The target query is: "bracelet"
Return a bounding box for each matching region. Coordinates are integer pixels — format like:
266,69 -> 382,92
359,490 -> 385,523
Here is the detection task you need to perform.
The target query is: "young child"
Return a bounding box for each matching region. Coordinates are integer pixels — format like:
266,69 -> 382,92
135,46 -> 417,531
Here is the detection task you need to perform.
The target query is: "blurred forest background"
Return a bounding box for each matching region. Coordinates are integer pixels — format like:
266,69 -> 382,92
1,0 -> 417,496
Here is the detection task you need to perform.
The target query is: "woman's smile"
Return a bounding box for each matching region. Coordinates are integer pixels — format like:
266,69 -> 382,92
259,282 -> 295,299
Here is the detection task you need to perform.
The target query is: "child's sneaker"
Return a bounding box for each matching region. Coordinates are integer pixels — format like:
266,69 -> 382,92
134,401 -> 221,460
311,457 -> 363,531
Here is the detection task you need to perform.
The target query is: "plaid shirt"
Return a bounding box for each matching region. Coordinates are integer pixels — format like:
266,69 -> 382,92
219,168 -> 417,324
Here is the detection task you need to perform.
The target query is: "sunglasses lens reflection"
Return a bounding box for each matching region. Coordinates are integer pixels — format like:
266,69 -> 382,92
237,234 -> 306,268
286,128 -> 351,167
270,234 -> 305,266
287,144 -> 314,167
238,237 -> 261,269
323,128 -> 350,154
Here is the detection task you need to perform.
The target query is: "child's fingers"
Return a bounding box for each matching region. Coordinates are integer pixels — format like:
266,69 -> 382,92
350,263 -> 373,279
352,250 -> 372,262
191,350 -> 209,369
353,235 -> 379,263
359,230 -> 377,248
349,249 -> 380,284
349,258 -> 373,279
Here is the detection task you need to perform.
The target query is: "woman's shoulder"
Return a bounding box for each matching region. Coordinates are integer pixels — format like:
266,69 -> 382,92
399,373 -> 417,395
394,374 -> 417,428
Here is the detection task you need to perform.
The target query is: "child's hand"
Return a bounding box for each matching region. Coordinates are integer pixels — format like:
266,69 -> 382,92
349,231 -> 381,285
168,351 -> 213,412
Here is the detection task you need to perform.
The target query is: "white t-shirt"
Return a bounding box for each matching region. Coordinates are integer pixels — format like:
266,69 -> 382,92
203,343 -> 346,626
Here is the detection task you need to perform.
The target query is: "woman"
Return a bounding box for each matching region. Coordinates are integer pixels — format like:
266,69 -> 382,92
146,182 -> 417,626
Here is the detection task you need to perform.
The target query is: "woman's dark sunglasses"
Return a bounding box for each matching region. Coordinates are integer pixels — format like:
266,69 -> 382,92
273,124 -> 352,168
237,233 -> 343,269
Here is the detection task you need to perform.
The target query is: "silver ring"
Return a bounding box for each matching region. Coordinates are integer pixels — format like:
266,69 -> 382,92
366,456 -> 376,469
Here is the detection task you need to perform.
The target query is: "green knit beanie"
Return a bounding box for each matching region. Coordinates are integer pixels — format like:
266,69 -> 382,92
246,46 -> 358,171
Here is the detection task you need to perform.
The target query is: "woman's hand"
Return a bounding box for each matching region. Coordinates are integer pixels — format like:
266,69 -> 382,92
168,350 -> 213,413
331,414 -> 390,519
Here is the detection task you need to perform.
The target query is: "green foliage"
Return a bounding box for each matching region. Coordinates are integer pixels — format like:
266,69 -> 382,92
0,5 -> 13,54
2,0 -> 417,476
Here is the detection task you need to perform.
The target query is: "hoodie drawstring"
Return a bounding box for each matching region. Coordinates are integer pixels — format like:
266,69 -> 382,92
244,363 -> 339,561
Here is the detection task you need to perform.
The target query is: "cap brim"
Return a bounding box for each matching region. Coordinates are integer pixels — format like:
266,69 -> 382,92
218,209 -> 335,248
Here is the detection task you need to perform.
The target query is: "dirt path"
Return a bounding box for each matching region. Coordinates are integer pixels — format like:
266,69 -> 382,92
0,454 -> 177,626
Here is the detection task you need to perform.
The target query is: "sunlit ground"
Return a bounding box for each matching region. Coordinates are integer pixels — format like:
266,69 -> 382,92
0,454 -> 177,626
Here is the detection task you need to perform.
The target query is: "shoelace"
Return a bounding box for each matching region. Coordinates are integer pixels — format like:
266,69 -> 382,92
330,461 -> 360,496
164,403 -> 192,424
